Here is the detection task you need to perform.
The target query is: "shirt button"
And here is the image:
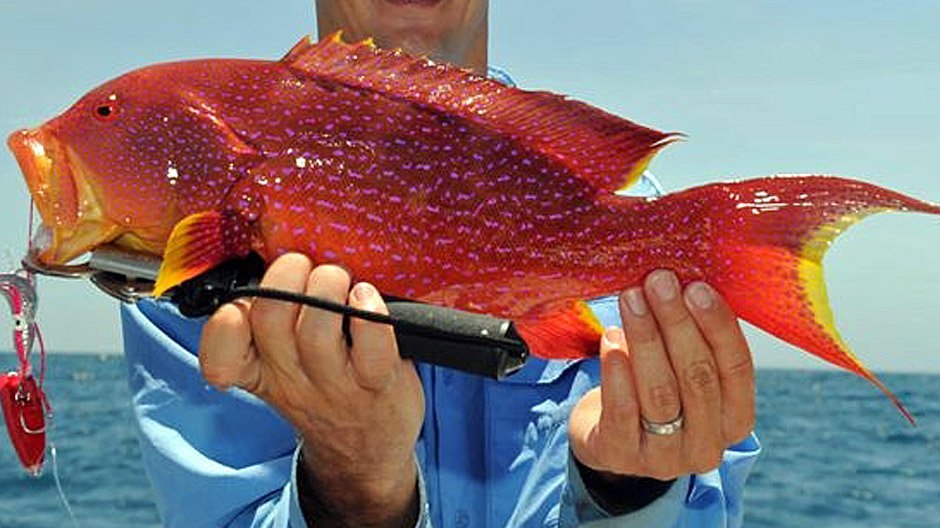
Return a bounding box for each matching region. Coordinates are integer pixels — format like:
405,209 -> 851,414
455,510 -> 470,528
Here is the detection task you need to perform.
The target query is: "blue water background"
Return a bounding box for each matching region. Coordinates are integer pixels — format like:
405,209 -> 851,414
0,354 -> 937,527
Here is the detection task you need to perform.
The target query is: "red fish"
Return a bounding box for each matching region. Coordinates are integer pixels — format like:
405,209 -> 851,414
7,33 -> 939,421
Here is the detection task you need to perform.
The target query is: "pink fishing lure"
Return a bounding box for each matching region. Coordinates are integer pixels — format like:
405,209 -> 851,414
0,271 -> 47,474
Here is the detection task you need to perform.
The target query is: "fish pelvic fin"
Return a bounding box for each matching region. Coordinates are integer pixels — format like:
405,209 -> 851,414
153,210 -> 252,298
696,175 -> 940,424
516,300 -> 605,360
280,34 -> 680,195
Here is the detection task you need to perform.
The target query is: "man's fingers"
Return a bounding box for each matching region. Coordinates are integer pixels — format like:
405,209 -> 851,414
644,270 -> 723,472
347,282 -> 402,392
684,281 -> 756,444
250,254 -> 312,368
618,285 -> 683,476
295,264 -> 353,382
570,277 -> 756,481
619,287 -> 681,425
200,300 -> 261,392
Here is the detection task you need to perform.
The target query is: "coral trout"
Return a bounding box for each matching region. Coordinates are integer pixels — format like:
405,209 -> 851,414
7,34 -> 939,421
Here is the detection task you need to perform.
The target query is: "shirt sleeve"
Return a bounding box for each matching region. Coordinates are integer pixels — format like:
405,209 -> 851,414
560,457 -> 690,527
559,434 -> 760,527
291,444 -> 434,527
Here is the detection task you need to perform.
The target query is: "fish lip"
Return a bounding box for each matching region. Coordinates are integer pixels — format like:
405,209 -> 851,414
7,127 -> 77,226
7,129 -> 117,265
27,219 -> 121,268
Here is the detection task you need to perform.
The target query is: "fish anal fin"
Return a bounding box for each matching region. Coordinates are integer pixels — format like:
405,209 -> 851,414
516,300 -> 605,360
153,210 -> 252,297
280,34 -> 679,194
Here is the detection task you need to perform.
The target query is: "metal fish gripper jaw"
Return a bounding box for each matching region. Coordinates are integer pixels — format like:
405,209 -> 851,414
22,245 -> 161,302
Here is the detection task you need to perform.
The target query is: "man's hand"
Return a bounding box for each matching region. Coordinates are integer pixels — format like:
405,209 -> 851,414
199,254 -> 425,527
569,269 -> 755,484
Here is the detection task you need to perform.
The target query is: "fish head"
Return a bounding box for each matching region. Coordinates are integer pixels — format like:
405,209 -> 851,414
8,63 -> 259,266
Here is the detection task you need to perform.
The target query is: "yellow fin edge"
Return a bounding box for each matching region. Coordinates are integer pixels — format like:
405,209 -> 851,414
152,211 -> 228,298
799,209 -> 914,424
617,135 -> 684,193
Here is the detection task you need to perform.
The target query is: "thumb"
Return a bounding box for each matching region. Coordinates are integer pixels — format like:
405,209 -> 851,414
568,387 -> 603,469
347,282 -> 401,392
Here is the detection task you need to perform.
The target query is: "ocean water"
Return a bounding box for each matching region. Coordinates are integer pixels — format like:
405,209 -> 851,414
0,354 -> 937,528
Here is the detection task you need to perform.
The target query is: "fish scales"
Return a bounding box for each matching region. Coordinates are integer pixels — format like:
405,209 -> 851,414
155,53 -> 649,304
148,61 -> 615,281
8,33 -> 940,422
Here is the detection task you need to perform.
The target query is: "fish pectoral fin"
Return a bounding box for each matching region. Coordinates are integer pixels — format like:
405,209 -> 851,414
515,300 -> 605,360
153,210 -> 252,298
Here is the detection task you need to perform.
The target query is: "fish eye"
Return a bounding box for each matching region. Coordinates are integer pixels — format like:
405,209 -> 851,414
94,104 -> 117,120
93,96 -> 120,121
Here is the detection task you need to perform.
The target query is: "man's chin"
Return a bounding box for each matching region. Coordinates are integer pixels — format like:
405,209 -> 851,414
381,0 -> 446,7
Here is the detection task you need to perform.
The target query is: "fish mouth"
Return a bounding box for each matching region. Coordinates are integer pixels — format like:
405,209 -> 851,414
7,129 -> 120,265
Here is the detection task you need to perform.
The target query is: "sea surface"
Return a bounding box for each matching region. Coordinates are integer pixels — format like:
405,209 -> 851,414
0,354 -> 937,528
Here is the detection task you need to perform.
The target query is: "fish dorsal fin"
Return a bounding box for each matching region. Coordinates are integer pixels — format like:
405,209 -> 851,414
281,33 -> 680,194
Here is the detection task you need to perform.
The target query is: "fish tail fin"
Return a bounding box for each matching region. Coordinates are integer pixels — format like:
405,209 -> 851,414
153,210 -> 252,297
691,175 -> 940,424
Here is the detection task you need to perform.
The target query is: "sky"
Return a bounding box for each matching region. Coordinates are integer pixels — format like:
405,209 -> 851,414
0,1 -> 937,374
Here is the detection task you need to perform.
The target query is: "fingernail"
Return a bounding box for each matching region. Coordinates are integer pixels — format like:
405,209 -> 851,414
602,327 -> 625,350
623,288 -> 648,316
351,282 -> 376,303
649,270 -> 679,301
686,282 -> 714,310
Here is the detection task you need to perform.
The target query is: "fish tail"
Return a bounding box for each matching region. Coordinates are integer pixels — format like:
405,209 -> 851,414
687,175 -> 940,424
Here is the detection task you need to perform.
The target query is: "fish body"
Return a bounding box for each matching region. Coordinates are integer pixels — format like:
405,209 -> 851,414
8,34 -> 940,420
